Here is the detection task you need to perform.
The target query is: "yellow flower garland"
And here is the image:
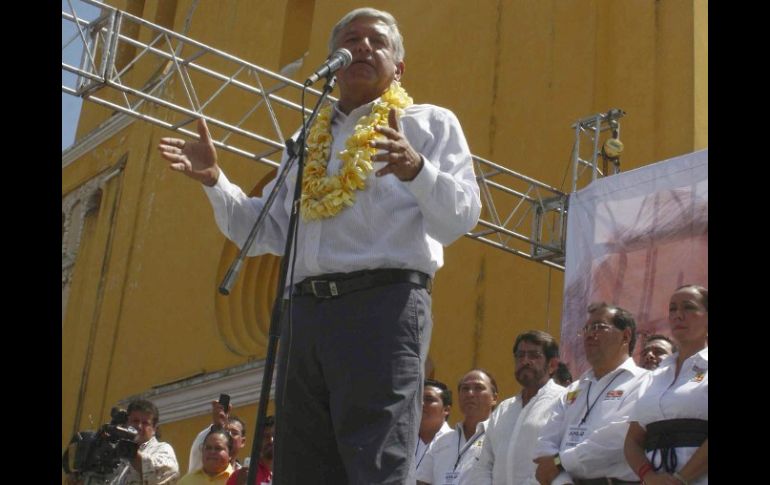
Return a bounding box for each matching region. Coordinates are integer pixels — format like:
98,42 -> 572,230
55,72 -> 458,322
300,82 -> 413,221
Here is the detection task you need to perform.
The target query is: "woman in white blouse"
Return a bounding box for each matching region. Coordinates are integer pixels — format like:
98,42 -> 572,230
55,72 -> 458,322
624,285 -> 708,485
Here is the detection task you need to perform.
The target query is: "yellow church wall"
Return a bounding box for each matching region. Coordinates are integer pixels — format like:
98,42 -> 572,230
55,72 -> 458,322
63,0 -> 707,464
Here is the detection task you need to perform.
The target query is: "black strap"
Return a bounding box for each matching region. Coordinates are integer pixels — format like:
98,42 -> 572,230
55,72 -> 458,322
295,269 -> 432,298
644,418 -> 708,473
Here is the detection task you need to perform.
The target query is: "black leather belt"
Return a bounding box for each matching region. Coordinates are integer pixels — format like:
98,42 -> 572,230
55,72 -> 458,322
574,479 -> 640,485
294,269 -> 432,299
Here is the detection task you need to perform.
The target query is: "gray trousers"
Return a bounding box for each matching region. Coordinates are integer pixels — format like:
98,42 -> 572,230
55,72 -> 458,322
272,281 -> 433,484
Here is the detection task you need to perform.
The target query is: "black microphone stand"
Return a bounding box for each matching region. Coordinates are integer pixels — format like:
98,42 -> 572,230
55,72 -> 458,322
216,75 -> 337,485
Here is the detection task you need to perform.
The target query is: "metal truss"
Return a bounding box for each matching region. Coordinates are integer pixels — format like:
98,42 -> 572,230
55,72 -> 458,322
570,108 -> 626,193
62,1 -> 622,271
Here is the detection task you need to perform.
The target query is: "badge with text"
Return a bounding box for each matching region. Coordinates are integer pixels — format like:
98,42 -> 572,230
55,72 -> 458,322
566,425 -> 587,447
443,470 -> 460,485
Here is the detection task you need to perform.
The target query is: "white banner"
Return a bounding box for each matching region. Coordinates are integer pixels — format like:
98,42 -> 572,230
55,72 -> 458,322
561,149 -> 708,377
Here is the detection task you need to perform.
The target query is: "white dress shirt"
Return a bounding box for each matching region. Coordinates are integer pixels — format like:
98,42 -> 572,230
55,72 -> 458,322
462,379 -> 564,485
534,357 -> 647,484
416,421 -> 453,475
631,348 -> 708,484
416,420 -> 488,484
203,101 -> 481,285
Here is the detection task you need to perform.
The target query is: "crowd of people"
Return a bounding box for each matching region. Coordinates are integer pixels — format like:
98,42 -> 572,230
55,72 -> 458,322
64,283 -> 707,485
65,6 -> 707,485
413,285 -> 708,485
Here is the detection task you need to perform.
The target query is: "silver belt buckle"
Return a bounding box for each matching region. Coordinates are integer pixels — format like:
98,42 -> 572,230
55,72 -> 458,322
311,280 -> 338,298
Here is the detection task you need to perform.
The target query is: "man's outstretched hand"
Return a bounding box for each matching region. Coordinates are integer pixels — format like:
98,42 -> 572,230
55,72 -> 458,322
158,118 -> 220,186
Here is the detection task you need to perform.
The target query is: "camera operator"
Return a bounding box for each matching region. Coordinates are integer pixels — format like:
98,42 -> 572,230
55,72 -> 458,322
110,399 -> 180,485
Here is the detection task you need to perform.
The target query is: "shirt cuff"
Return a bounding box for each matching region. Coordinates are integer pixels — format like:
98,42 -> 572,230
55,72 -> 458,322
404,154 -> 438,202
202,169 -> 230,196
552,470 -> 574,485
559,447 -> 580,476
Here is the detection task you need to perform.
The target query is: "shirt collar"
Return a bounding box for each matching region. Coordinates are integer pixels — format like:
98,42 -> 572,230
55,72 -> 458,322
670,346 -> 708,368
138,436 -> 157,451
196,463 -> 234,480
455,419 -> 488,441
697,346 -> 708,362
518,378 -> 560,403
332,97 -> 380,124
586,356 -> 645,382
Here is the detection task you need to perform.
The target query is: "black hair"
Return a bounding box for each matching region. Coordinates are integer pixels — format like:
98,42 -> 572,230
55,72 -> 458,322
458,368 -> 498,396
204,425 -> 234,454
513,330 -> 560,361
424,378 -> 452,407
644,334 -> 678,353
675,284 -> 708,311
228,415 -> 246,437
553,362 -> 573,385
127,399 -> 159,426
586,302 -> 637,356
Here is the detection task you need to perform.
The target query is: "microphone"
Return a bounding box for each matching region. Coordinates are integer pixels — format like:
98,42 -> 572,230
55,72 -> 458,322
304,48 -> 353,86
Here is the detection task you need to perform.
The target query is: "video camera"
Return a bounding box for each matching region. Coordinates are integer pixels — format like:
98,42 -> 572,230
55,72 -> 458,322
62,407 -> 140,477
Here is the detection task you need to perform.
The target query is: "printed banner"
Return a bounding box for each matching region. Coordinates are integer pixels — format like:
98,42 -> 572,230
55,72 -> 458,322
561,149 -> 708,377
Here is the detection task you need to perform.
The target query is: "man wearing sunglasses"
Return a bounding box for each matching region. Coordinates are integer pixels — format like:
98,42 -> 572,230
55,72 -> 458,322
533,303 -> 647,485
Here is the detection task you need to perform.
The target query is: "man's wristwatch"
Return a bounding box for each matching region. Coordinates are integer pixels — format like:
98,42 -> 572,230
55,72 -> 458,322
553,454 -> 564,471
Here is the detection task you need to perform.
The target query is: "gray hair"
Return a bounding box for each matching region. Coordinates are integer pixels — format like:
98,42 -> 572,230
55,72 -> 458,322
328,8 -> 405,62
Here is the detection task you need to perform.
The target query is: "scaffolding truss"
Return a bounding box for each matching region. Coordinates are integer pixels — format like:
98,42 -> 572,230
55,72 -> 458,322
62,0 -> 624,271
570,108 -> 626,193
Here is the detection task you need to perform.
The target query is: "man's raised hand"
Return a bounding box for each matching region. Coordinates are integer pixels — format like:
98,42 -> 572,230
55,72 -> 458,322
158,118 -> 220,186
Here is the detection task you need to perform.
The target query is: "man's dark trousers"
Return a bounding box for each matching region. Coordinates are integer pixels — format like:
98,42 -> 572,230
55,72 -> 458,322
273,280 -> 433,484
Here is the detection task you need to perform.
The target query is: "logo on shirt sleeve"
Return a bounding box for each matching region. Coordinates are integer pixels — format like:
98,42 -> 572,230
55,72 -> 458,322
566,390 -> 580,405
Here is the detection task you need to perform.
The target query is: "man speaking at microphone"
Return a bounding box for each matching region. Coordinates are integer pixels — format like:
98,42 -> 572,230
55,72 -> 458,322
158,8 -> 480,484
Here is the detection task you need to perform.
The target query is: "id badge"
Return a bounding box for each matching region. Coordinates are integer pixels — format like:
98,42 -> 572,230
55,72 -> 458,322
565,425 -> 587,447
443,470 -> 459,485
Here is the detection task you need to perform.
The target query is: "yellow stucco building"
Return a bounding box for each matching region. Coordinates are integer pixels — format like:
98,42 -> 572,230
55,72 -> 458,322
62,0 -> 707,475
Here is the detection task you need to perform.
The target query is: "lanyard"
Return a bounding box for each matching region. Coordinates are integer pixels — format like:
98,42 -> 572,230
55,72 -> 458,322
453,425 -> 485,471
579,371 -> 623,425
415,438 -> 431,470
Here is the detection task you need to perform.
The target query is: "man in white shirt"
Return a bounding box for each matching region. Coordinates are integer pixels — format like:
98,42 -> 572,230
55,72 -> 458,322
462,330 -> 564,485
157,7 -> 480,484
110,399 -> 180,485
415,379 -> 453,476
533,303 -> 647,485
638,334 -> 676,370
416,369 -> 498,485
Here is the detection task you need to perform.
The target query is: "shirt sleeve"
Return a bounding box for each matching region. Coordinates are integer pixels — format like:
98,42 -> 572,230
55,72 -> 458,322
534,391 -> 567,459
141,442 -> 180,485
202,156 -> 294,257
558,419 -> 630,478
402,107 -> 481,245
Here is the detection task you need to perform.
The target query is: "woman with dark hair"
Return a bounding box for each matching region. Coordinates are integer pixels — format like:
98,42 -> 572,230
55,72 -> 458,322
624,285 -> 708,484
179,427 -> 235,484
